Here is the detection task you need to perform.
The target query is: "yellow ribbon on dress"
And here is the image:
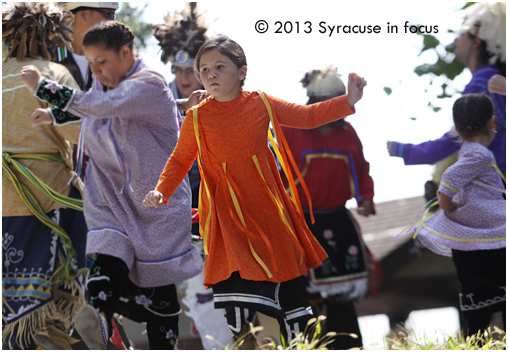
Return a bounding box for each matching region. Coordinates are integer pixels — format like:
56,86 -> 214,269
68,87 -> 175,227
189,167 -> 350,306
222,162 -> 276,278
402,163 -> 506,241
193,108 -> 212,255
257,91 -> 316,224
252,155 -> 305,265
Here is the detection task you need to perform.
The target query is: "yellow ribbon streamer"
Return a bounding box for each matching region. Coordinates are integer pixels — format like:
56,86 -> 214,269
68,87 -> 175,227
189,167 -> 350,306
193,108 -> 212,255
257,90 -> 315,224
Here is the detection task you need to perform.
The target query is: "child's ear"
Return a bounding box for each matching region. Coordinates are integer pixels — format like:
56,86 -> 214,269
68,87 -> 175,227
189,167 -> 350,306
455,127 -> 462,138
120,45 -> 131,59
488,115 -> 496,130
239,66 -> 247,81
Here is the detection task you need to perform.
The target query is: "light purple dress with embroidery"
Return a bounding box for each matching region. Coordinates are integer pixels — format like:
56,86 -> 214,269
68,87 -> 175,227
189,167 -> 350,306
415,141 -> 506,256
66,59 -> 202,287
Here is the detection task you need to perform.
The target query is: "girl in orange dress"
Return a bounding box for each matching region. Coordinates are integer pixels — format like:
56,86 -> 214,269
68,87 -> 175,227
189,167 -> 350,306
144,36 -> 367,344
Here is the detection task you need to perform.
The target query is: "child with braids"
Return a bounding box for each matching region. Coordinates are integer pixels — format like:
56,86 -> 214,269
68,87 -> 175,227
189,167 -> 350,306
408,94 -> 506,336
21,21 -> 202,350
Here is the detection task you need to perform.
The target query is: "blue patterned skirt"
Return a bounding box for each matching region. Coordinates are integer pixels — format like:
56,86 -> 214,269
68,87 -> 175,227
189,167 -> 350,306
2,188 -> 87,349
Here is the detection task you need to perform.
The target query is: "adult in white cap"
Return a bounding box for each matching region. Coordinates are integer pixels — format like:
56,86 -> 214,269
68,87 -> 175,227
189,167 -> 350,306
56,2 -> 119,90
2,2 -> 86,349
387,2 -> 506,198
281,66 -> 377,350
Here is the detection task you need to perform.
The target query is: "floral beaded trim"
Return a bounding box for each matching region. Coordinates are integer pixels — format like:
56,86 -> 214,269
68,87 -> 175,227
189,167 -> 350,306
35,78 -> 76,111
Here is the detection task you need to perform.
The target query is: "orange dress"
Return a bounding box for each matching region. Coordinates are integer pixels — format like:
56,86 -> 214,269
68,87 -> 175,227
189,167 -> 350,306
155,91 -> 355,288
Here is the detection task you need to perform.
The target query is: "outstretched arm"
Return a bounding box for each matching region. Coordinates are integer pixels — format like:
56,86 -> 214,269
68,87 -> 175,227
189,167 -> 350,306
145,109 -> 199,206
273,72 -> 366,129
387,130 -> 461,165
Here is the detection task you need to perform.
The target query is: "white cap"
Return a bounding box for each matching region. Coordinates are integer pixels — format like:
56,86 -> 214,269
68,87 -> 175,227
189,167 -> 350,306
65,2 -> 119,11
460,2 -> 506,64
304,67 -> 346,97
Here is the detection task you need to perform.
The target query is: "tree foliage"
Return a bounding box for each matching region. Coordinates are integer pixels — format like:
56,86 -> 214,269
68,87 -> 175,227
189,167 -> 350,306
116,3 -> 153,50
412,32 -> 465,98
409,3 -> 477,110
385,3 -> 477,114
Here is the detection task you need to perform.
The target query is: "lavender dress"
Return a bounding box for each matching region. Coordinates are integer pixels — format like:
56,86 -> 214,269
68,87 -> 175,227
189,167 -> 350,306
415,141 -> 506,256
48,59 -> 203,287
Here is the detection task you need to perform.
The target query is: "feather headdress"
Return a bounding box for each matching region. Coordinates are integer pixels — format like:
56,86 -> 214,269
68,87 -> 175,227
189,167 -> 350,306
152,2 -> 209,67
2,2 -> 74,62
460,2 -> 506,64
301,66 -> 346,97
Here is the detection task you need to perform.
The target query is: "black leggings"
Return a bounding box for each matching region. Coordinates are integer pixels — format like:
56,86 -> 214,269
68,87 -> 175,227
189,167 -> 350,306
87,254 -> 180,349
214,272 -> 314,343
451,248 -> 506,336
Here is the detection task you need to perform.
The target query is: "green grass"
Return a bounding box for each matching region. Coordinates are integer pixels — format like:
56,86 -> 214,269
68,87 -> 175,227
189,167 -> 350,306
205,316 -> 506,350
385,326 -> 506,350
206,315 -> 357,350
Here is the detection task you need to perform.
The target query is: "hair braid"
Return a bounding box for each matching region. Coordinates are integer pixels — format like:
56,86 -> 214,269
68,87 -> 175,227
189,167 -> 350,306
83,20 -> 135,54
453,94 -> 494,138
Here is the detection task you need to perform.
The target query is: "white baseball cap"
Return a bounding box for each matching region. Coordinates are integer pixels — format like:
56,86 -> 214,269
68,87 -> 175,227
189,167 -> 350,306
65,2 -> 119,11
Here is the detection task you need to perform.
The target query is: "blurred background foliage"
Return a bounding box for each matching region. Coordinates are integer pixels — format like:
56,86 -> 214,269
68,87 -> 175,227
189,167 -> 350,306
384,2 -> 476,114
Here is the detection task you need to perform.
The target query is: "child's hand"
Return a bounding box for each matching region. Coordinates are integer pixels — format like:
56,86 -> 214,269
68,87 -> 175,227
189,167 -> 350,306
488,74 -> 506,95
386,141 -> 393,155
143,190 -> 165,208
186,90 -> 209,109
356,198 -> 373,217
31,109 -> 53,126
437,190 -> 456,212
346,73 -> 367,108
20,65 -> 42,92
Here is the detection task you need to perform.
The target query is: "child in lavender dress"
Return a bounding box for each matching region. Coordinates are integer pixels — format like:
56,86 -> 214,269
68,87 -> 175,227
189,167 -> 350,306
409,94 -> 505,336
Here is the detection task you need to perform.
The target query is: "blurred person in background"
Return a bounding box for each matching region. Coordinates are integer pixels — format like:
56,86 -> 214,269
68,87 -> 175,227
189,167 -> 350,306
57,2 -> 119,91
387,2 -> 506,201
282,67 -> 379,349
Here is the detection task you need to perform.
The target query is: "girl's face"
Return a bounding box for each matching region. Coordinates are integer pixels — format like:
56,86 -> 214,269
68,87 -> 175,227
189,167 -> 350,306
84,44 -> 134,89
198,48 -> 246,102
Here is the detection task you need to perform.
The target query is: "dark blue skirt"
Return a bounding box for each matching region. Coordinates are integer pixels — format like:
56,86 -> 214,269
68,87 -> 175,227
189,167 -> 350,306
2,185 -> 87,349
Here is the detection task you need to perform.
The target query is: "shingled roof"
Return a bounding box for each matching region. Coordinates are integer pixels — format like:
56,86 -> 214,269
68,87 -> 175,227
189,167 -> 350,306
354,195 -> 426,264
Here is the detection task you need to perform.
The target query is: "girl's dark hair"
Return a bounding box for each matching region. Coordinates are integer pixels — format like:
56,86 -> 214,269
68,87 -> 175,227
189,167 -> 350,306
195,36 -> 247,86
452,94 -> 495,138
83,21 -> 135,54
